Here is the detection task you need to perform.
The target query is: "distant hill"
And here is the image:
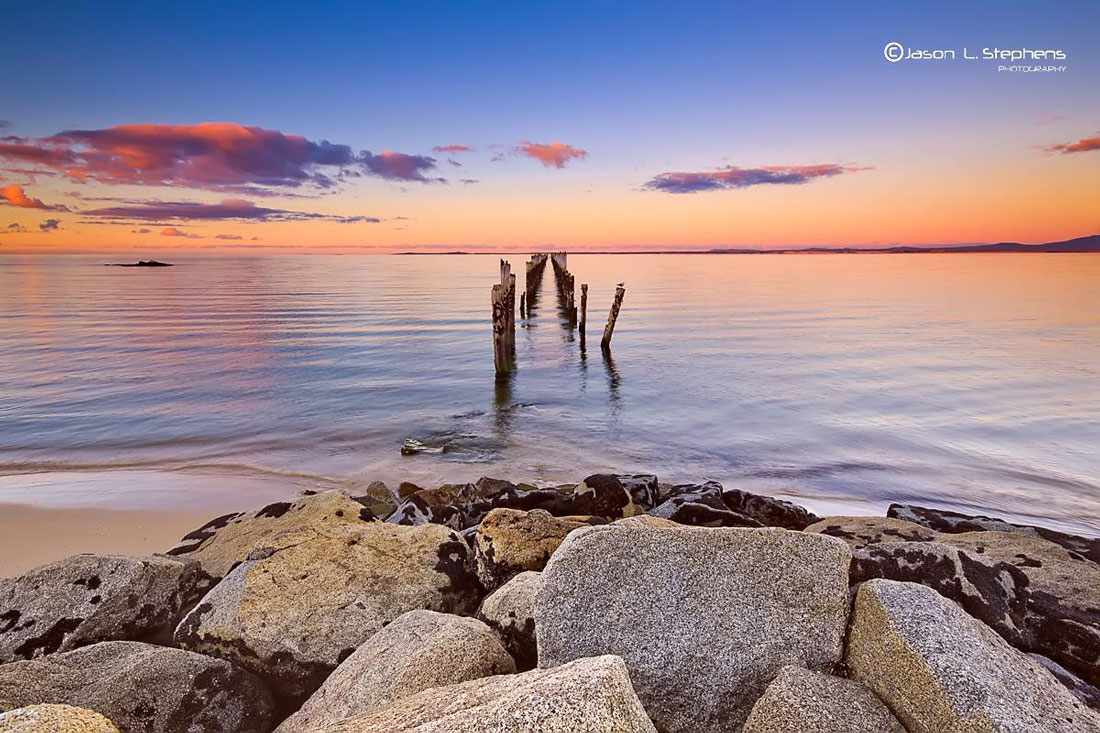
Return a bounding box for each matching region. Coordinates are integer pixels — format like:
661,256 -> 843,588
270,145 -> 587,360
709,235 -> 1100,254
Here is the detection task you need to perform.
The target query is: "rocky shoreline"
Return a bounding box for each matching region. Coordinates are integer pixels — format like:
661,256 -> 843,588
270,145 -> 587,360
0,473 -> 1097,731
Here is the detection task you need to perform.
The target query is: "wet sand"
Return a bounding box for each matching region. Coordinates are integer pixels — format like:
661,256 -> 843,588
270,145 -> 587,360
0,504 -> 213,578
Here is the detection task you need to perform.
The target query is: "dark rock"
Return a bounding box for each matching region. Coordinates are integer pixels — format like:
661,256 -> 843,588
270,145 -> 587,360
575,474 -> 659,513
473,477 -> 517,500
0,554 -> 201,663
851,531 -> 1100,689
0,640 -> 273,733
887,503 -> 1100,564
806,516 -> 938,549
386,489 -> 465,530
396,481 -> 423,499
649,481 -> 762,527
721,488 -> 819,530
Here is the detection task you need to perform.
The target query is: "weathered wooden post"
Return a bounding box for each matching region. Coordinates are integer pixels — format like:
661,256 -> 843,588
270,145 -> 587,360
491,259 -> 516,373
520,291 -> 526,318
601,284 -> 625,350
579,283 -> 588,346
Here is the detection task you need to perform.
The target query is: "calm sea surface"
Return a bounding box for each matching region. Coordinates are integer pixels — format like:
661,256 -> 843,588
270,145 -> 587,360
1,253 -> 1098,534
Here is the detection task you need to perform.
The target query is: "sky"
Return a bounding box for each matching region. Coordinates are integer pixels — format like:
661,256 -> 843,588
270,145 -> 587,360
1,0 -> 1098,253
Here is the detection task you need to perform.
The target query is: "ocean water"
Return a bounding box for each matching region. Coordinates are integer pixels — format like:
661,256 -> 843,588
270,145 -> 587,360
1,253 -> 1098,535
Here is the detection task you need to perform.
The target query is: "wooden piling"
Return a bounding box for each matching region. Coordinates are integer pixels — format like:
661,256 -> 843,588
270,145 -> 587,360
579,283 -> 588,345
491,259 -> 516,373
520,291 -> 526,318
601,284 -> 625,350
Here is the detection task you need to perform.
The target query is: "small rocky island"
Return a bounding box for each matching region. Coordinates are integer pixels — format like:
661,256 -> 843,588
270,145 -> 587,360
0,474 -> 1097,732
105,260 -> 173,267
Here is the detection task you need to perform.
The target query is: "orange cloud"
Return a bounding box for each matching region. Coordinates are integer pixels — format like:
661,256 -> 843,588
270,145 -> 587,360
514,141 -> 587,168
1045,134 -> 1100,154
1,184 -> 68,211
161,227 -> 201,238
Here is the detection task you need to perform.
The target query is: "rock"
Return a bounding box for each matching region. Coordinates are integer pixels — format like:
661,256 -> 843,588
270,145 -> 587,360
887,504 -> 1100,564
397,481 -> 423,499
166,491 -> 378,580
489,486 -> 575,516
805,516 -> 938,549
848,579 -> 1100,732
387,490 -> 465,529
611,515 -> 681,529
649,482 -> 762,528
472,509 -> 593,592
174,521 -> 482,699
276,610 -> 514,733
573,474 -> 657,514
850,530 -> 1100,688
720,489 -> 820,530
473,477 -> 515,500
1030,654 -> 1100,709
352,481 -> 397,519
0,553 -> 201,663
741,665 -> 904,733
0,640 -> 272,733
477,571 -> 541,671
0,704 -> 119,732
315,655 -> 656,733
536,525 -> 851,732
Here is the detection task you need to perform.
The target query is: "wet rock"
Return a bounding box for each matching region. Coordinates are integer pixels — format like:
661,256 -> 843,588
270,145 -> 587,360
850,530 -> 1100,688
397,481 -> 423,499
477,571 -> 541,671
536,525 -> 851,732
315,655 -> 656,733
276,610 -> 514,733
0,704 -> 119,732
742,665 -> 905,733
0,554 -> 201,663
473,477 -> 516,500
887,503 -> 1100,563
166,491 -> 378,580
174,521 -> 482,699
0,640 -> 272,733
847,579 -> 1100,732
720,488 -> 820,530
573,473 -> 657,514
351,481 -> 398,519
489,485 -> 575,516
649,482 -> 762,527
387,490 -> 465,530
472,509 -> 593,591
806,516 -> 938,549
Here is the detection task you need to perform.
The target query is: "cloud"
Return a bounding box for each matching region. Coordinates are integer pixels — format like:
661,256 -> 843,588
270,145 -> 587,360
215,233 -> 243,240
359,151 -> 440,182
161,227 -> 201,238
7,222 -> 29,233
1044,134 -> 1100,154
0,121 -> 9,131
131,228 -> 152,233
459,178 -> 480,185
39,218 -> 61,232
432,144 -> 473,154
642,163 -> 870,193
0,123 -> 442,191
1,184 -> 69,211
82,197 -> 381,223
514,141 -> 587,168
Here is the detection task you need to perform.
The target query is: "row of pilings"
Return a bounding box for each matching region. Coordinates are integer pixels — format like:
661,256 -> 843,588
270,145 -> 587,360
492,252 -> 624,374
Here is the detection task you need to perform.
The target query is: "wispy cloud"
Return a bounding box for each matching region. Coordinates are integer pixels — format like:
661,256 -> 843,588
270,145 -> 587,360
432,144 -> 473,154
642,163 -> 869,193
39,218 -> 60,232
1,184 -> 69,211
514,141 -> 587,168
0,123 -> 443,192
81,197 -> 383,223
1044,134 -> 1100,154
215,233 -> 243,240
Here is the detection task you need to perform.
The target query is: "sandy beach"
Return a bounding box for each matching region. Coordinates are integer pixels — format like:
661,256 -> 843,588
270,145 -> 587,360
0,504 -> 212,578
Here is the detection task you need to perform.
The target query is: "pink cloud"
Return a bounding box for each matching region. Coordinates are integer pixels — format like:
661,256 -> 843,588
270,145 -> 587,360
1,184 -> 69,211
82,197 -> 380,223
432,144 -> 473,154
161,227 -> 201,238
514,141 -> 587,168
1045,134 -> 1100,154
0,123 -> 441,191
